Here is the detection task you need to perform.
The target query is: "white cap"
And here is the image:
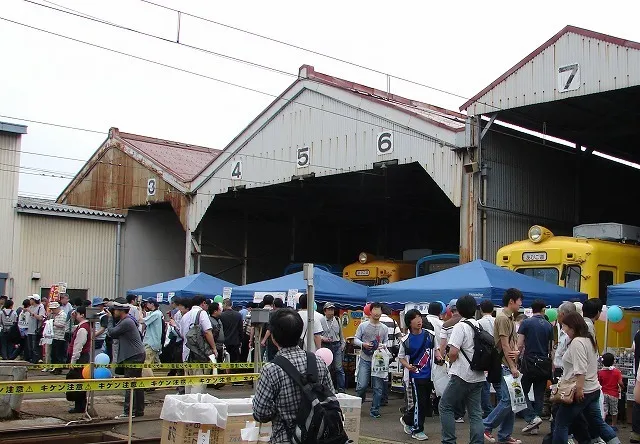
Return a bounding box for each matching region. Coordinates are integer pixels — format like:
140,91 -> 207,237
30,294 -> 41,301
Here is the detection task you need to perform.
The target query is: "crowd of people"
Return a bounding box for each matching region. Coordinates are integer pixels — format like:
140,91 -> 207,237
249,290 -> 627,444
0,290 -> 635,444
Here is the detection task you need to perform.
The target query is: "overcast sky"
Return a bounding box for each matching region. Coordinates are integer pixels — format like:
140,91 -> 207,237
2,0 -> 639,199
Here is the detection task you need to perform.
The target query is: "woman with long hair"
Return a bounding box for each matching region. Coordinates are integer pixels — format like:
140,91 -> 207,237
552,311 -> 619,443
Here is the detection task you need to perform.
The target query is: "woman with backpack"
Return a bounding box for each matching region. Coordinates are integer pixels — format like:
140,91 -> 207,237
0,300 -> 18,360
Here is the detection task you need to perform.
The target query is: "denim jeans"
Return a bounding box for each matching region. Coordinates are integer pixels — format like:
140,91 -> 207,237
28,334 -> 41,363
440,375 -> 484,444
325,342 -> 345,391
0,332 -> 11,360
356,358 -> 384,415
521,374 -> 546,422
481,381 -> 502,416
553,390 -> 619,444
483,367 -> 515,442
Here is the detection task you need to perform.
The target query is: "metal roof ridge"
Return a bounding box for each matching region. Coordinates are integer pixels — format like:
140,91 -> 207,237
118,130 -> 220,154
460,25 -> 640,111
301,64 -> 466,120
17,195 -> 124,219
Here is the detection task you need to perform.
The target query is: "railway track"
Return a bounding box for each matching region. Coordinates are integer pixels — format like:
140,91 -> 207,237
2,417 -> 161,444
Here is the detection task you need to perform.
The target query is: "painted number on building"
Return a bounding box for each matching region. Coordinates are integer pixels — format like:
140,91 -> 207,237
147,178 -> 156,196
558,63 -> 580,92
297,146 -> 310,168
231,160 -> 243,180
522,252 -> 547,262
377,131 -> 393,155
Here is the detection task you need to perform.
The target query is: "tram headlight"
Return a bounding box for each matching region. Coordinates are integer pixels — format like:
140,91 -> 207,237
358,252 -> 368,264
529,226 -> 543,243
528,225 -> 553,243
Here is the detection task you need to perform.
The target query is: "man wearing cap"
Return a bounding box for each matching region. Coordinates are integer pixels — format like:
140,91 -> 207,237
27,294 -> 46,363
92,298 -> 109,353
141,298 -> 163,378
320,302 -> 346,393
49,302 -> 67,375
66,306 -> 91,413
106,301 -> 146,418
439,299 -> 465,423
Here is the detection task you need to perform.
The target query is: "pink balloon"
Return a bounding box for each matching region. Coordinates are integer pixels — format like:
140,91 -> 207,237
315,347 -> 333,366
598,306 -> 608,322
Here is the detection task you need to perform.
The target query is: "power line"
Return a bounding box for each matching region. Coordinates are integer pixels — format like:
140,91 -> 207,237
137,0 -> 487,107
0,113 -> 106,135
19,0 -> 465,131
22,0 -> 299,80
5,11 -> 635,174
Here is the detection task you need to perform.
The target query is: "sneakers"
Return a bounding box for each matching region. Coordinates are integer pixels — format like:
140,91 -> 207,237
370,412 -> 381,419
412,431 -> 428,441
522,416 -> 542,432
114,413 -> 134,419
455,417 -> 464,423
400,417 -> 412,435
484,431 -> 496,443
499,438 -> 521,444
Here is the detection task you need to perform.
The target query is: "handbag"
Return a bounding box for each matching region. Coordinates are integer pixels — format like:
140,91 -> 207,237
549,376 -> 577,404
520,354 -> 552,380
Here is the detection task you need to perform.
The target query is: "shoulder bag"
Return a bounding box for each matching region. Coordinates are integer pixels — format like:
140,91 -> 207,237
549,376 -> 577,404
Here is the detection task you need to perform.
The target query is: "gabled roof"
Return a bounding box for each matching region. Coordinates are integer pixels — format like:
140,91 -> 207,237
460,25 -> 640,111
17,196 -> 124,222
303,65 -> 466,132
118,131 -> 221,183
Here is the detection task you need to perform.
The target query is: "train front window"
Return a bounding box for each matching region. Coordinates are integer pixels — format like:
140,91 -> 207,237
564,265 -> 581,291
516,267 -> 559,285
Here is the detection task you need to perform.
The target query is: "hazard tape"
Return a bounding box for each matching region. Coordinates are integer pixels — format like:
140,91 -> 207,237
26,362 -> 254,370
0,373 -> 259,395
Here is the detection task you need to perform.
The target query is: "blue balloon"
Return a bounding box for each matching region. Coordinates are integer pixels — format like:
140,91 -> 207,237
95,353 -> 110,365
314,302 -> 318,311
94,367 -> 112,379
607,305 -> 623,323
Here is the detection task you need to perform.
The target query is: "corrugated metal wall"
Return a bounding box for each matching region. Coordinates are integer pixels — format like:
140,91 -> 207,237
191,86 -> 463,230
12,214 -> 117,299
482,125 -> 577,261
0,132 -> 20,280
468,31 -> 640,115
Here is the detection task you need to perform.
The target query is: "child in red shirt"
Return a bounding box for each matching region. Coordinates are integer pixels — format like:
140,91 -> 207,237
598,352 -> 624,428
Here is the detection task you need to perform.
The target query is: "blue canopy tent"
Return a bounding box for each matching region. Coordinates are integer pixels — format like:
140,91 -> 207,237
126,273 -> 233,303
368,260 -> 587,308
231,268 -> 368,307
607,280 -> 640,309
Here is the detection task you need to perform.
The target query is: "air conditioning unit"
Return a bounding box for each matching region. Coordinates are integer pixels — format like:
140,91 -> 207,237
573,223 -> 640,242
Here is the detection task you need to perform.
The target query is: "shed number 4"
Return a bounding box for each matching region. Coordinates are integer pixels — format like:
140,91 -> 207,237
231,160 -> 242,180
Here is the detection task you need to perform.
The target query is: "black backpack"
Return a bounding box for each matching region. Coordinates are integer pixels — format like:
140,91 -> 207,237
273,352 -> 352,444
459,320 -> 501,380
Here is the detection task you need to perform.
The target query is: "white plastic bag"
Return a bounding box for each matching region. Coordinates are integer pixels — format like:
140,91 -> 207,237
503,373 -> 528,413
371,348 -> 391,379
240,421 -> 272,443
432,363 -> 450,397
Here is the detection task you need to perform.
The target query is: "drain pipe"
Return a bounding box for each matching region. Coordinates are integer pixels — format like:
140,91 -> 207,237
114,222 -> 122,299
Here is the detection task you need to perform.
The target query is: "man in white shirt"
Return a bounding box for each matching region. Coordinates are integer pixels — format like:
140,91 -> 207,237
178,295 -> 217,394
297,294 -> 323,352
478,299 -> 500,418
439,295 -> 486,444
439,299 -> 465,422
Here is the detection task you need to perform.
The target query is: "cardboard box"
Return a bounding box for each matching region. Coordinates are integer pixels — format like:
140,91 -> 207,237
161,415 -> 255,444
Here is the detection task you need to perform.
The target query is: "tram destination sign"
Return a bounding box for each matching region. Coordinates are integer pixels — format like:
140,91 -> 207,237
522,252 -> 547,262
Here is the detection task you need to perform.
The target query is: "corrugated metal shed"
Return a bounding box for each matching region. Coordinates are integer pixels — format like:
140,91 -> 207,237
12,212 -> 118,299
16,196 -> 124,221
58,128 -> 220,230
461,25 -> 640,115
190,65 -> 466,231
0,126 -> 23,287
